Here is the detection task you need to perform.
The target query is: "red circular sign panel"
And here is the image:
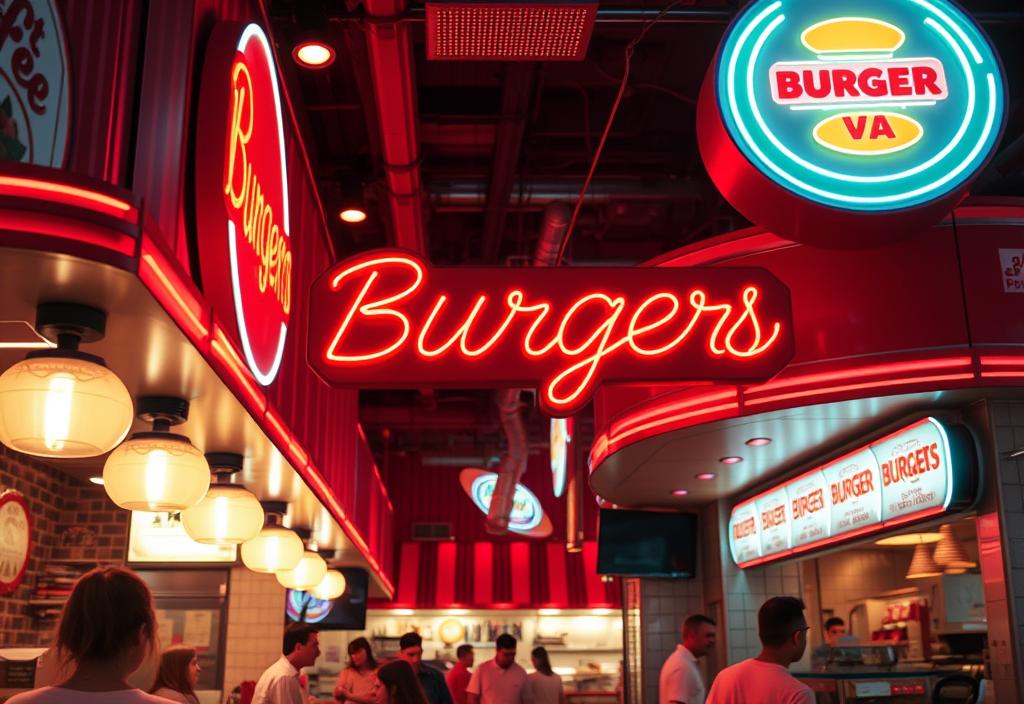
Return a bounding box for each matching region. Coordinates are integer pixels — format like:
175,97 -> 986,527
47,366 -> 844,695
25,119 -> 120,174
196,23 -> 292,385
0,490 -> 31,594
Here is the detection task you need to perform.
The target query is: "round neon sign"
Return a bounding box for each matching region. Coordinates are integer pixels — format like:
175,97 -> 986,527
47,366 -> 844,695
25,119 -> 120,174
698,0 -> 1006,246
458,468 -> 553,538
196,22 -> 292,385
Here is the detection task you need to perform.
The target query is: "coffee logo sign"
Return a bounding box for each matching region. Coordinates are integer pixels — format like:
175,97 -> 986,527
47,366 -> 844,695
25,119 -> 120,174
196,23 -> 292,386
698,0 -> 1006,246
0,0 -> 69,167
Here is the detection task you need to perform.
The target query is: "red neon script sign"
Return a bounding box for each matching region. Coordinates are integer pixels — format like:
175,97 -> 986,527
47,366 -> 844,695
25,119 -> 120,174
196,22 -> 292,386
308,250 -> 793,416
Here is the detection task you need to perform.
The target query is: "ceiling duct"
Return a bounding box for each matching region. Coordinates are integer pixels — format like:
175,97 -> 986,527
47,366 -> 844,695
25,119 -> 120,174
486,203 -> 571,534
425,2 -> 598,61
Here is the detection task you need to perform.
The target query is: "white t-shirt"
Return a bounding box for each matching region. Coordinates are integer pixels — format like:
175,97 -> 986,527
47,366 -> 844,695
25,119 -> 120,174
466,659 -> 528,704
6,687 -> 175,704
525,672 -> 563,704
252,655 -> 304,704
659,645 -> 705,704
706,659 -> 814,704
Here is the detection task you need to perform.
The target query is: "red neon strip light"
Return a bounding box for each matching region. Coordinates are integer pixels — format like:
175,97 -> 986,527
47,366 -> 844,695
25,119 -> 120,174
979,356 -> 1024,367
746,373 -> 976,407
0,175 -> 134,217
610,389 -> 738,434
139,251 -> 210,341
599,402 -> 739,463
746,357 -> 972,395
211,325 -> 267,413
981,371 -> 1024,378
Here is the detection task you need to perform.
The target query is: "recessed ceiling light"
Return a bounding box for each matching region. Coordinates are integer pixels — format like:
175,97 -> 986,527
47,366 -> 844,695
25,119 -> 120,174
719,456 -> 743,464
746,437 -> 772,446
293,41 -> 335,68
339,208 -> 368,224
89,476 -> 105,485
671,489 -> 689,496
695,473 -> 716,480
875,532 -> 943,546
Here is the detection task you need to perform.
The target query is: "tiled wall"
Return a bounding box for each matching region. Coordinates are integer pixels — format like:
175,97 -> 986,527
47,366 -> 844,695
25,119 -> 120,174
638,577 -> 705,704
223,567 -> 287,695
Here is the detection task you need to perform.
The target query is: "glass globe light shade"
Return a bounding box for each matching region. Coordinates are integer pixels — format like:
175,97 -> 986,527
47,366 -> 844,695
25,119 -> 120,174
276,551 -> 328,591
309,569 -> 347,600
0,356 -> 133,458
103,434 -> 210,511
241,524 -> 303,573
182,484 -> 264,545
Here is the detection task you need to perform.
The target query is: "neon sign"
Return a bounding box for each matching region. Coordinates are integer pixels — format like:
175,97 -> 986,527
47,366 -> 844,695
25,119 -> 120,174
728,417 -> 978,568
550,417 -> 571,498
196,22 -> 292,386
308,250 -> 793,416
698,0 -> 1006,246
458,468 -> 553,538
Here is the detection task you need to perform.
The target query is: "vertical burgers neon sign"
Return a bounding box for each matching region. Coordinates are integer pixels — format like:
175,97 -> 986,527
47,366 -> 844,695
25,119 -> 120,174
196,23 -> 292,385
698,0 -> 1006,246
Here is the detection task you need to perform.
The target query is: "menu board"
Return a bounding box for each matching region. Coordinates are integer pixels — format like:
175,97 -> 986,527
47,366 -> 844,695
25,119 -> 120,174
728,417 -> 970,567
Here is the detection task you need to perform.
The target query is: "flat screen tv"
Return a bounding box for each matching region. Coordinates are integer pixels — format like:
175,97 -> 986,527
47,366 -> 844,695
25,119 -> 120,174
597,509 -> 698,577
285,567 -> 368,630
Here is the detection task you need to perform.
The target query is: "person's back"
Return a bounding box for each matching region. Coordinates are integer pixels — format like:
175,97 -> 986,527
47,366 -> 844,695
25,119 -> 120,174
525,672 -> 562,704
6,567 -> 173,704
705,659 -> 813,704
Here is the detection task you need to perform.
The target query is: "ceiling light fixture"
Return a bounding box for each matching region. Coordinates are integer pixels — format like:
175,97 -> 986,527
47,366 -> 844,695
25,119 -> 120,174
293,40 -> 335,68
182,453 -> 265,545
719,456 -> 743,464
906,543 -> 942,579
310,569 -> 348,600
88,476 -> 104,485
103,397 -> 210,512
339,208 -> 368,224
875,532 -> 943,546
241,502 -> 304,574
745,437 -> 772,446
671,489 -> 689,496
696,473 -> 716,480
933,524 -> 976,571
0,303 -> 133,458
276,529 -> 328,590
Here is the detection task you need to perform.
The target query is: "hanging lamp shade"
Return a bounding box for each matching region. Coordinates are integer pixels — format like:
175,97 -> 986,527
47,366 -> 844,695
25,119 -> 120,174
276,550 -> 328,591
0,303 -> 133,458
241,505 -> 303,573
933,524 -> 977,571
906,542 -> 943,579
103,397 -> 210,511
309,569 -> 347,600
182,453 -> 264,545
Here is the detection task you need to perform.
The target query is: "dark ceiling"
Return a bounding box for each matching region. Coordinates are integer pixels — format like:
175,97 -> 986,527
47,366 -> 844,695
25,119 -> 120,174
267,0 -> 1024,472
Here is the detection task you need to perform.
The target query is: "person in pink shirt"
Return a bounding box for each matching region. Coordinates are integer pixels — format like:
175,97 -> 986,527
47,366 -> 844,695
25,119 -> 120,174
446,645 -> 474,704
705,597 -> 814,704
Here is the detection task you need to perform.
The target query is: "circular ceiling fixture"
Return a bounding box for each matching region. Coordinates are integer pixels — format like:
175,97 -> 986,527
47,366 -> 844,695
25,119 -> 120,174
338,208 -> 368,224
103,397 -> 210,512
241,502 -> 304,573
746,437 -> 772,447
310,569 -> 348,600
276,530 -> 328,590
182,453 -> 264,545
0,303 -> 133,458
293,40 -> 335,68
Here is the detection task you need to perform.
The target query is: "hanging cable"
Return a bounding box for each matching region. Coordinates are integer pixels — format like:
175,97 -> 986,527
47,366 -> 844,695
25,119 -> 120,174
555,0 -> 687,265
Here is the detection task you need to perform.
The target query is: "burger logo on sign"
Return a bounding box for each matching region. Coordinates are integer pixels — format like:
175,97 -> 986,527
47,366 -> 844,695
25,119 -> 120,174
0,0 -> 70,167
698,0 -> 1006,247
196,23 -> 292,386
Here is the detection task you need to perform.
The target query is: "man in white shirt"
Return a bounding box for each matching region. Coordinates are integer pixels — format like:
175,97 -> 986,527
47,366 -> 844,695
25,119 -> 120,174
706,596 -> 814,704
466,634 -> 529,704
659,614 -> 717,704
253,624 -> 321,704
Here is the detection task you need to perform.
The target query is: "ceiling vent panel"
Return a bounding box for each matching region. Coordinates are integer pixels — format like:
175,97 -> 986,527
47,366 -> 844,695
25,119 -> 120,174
426,2 -> 598,61
412,522 -> 454,540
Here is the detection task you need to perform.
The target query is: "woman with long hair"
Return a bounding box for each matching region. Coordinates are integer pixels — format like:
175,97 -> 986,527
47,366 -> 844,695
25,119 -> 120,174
334,637 -> 379,704
526,647 -> 566,704
149,645 -> 201,704
7,566 -> 169,703
374,659 -> 428,704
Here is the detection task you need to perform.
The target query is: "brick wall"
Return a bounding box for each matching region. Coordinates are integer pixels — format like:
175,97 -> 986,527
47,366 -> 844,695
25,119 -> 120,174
223,566 -> 286,694
0,446 -> 128,646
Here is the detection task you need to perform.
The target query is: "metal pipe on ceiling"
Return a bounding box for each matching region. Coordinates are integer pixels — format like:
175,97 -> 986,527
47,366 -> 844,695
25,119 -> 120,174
364,0 -> 427,254
429,178 -> 701,209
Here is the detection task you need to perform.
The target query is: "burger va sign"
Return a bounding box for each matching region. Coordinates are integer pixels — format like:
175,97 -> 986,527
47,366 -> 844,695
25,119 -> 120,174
698,0 -> 1006,246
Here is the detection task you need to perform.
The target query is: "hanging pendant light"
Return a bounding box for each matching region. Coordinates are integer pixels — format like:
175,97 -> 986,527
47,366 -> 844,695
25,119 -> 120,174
103,397 -> 210,511
0,303 -> 133,458
310,569 -> 347,600
906,542 -> 943,579
182,453 -> 264,545
933,524 -> 977,572
276,530 -> 327,590
241,502 -> 304,573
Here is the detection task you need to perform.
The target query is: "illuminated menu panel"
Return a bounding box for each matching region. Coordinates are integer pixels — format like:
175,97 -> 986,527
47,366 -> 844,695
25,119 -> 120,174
728,417 -> 973,567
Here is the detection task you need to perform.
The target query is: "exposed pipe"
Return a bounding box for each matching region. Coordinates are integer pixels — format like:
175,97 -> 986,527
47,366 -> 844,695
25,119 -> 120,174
430,178 -> 700,209
364,0 -> 427,254
566,417 -> 584,553
486,203 -> 571,534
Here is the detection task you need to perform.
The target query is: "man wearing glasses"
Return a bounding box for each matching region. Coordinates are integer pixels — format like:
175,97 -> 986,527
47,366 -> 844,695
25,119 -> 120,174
705,596 -> 814,704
